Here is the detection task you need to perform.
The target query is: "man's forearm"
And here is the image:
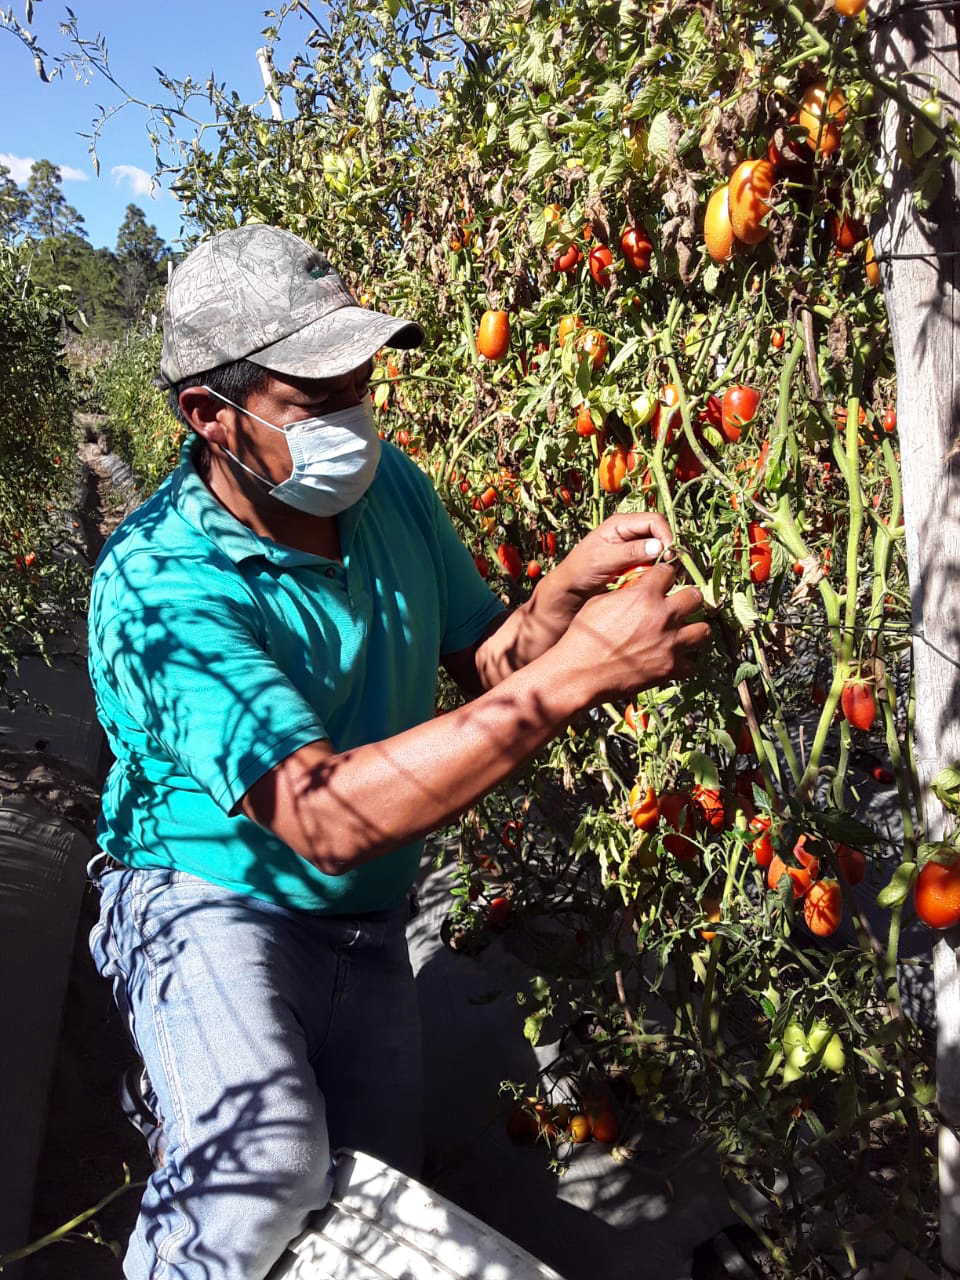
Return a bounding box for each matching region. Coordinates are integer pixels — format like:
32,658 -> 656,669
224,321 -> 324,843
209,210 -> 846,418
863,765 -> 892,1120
244,644 -> 593,876
473,560 -> 586,688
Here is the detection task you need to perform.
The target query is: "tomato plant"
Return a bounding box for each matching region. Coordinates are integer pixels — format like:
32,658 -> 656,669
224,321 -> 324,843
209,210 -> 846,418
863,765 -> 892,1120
98,0 -> 952,1266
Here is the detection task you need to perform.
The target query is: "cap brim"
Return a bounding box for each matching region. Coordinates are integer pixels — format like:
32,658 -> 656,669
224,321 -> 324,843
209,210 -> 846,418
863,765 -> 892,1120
246,305 -> 424,380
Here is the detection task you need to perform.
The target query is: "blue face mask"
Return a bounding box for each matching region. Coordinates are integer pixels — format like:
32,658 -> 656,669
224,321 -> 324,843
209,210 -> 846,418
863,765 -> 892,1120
203,388 -> 382,517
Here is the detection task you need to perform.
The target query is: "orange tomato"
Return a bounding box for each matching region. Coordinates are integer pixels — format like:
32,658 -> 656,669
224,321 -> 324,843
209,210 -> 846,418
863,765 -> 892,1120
770,328 -> 785,350
700,895 -> 722,942
598,445 -> 634,494
798,81 -> 847,155
833,0 -> 867,16
477,310 -> 510,361
567,1113 -> 592,1144
728,159 -> 777,246
915,859 -> 960,930
557,314 -> 584,346
749,815 -> 774,868
865,238 -> 881,287
629,783 -> 659,832
526,560 -> 542,581
576,328 -> 608,369
768,854 -> 815,898
704,184 -> 735,263
804,879 -> 843,937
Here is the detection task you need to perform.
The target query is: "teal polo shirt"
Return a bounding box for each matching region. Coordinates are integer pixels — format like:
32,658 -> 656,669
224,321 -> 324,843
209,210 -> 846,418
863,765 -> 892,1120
88,440 -> 505,913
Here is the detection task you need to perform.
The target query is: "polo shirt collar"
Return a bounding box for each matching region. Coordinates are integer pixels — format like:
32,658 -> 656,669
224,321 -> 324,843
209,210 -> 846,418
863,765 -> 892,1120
171,440 -> 368,567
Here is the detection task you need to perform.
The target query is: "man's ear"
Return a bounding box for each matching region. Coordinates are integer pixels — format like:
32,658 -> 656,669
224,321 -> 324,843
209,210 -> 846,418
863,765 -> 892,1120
178,387 -> 230,445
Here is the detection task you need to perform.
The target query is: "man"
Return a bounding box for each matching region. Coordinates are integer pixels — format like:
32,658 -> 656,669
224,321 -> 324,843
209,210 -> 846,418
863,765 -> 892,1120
87,225 -> 709,1280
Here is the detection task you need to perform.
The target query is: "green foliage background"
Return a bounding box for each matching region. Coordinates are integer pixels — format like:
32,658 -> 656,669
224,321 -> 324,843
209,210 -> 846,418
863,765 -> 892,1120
0,243 -> 86,691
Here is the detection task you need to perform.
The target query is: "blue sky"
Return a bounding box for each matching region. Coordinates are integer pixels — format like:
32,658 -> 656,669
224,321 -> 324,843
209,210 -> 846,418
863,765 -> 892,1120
1,1 -> 312,250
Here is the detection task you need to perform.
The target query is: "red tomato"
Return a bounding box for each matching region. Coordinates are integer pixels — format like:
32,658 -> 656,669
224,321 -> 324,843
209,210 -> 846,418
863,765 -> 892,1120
575,403 -> 599,437
915,859 -> 960,930
497,544 -> 523,579
620,226 -> 652,272
721,385 -> 760,443
841,679 -> 877,730
658,792 -> 698,860
829,212 -> 867,251
588,244 -> 613,288
473,555 -> 489,578
553,242 -> 583,273
540,530 -> 557,558
488,896 -> 511,928
836,843 -> 866,885
770,328 -> 785,350
692,784 -> 725,831
749,815 -> 774,868
526,560 -> 541,581
883,407 -> 897,433
748,522 -> 772,584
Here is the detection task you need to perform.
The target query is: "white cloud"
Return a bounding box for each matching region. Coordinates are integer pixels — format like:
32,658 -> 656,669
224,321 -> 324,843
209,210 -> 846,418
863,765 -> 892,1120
0,153 -> 36,183
0,153 -> 89,183
111,164 -> 158,198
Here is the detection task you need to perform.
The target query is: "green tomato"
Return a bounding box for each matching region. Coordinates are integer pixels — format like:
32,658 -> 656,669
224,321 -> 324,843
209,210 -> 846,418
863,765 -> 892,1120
914,97 -> 943,159
382,0 -> 400,14
808,1021 -> 846,1072
627,389 -> 658,429
782,1020 -> 808,1054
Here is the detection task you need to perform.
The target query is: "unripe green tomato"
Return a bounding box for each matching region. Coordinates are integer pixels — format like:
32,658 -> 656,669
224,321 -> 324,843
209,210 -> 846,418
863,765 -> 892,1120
485,101 -> 498,120
782,1020 -> 808,1054
629,389 -> 658,427
634,832 -> 659,868
914,96 -> 943,158
808,1021 -> 846,1072
383,0 -> 400,15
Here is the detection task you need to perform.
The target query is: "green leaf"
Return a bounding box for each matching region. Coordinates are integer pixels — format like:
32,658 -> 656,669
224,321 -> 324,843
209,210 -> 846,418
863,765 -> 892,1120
606,336 -> 641,377
523,1012 -> 545,1045
932,765 -> 960,813
733,662 -> 760,685
525,140 -> 557,183
683,750 -> 719,789
731,590 -> 759,632
816,808 -> 881,846
508,119 -> 527,154
877,862 -> 917,909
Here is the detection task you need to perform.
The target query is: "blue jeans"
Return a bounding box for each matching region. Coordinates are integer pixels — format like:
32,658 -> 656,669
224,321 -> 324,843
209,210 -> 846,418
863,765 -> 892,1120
89,860 -> 424,1280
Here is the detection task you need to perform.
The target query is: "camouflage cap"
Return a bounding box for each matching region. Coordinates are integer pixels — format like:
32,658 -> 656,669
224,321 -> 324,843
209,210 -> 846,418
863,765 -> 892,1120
157,225 -> 423,388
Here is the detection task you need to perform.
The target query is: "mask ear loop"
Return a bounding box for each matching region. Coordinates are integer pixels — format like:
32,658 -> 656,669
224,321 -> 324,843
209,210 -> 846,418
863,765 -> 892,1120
200,385 -> 289,490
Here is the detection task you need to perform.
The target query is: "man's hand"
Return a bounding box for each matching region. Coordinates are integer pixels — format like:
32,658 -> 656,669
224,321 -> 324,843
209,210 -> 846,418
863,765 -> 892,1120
547,511 -> 676,605
550,561 -> 711,703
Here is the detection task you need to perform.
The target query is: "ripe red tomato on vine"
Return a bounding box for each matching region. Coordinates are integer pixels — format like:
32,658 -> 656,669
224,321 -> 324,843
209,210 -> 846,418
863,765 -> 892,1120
841,679 -> 877,730
588,245 -> 613,288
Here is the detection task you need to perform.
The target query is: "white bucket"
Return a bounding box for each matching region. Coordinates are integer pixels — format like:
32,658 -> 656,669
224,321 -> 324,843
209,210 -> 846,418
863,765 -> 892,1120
275,1150 -> 567,1280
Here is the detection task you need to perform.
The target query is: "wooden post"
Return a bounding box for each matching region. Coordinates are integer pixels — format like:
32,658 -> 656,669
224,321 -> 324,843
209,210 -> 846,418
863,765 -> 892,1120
872,2 -> 960,1271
